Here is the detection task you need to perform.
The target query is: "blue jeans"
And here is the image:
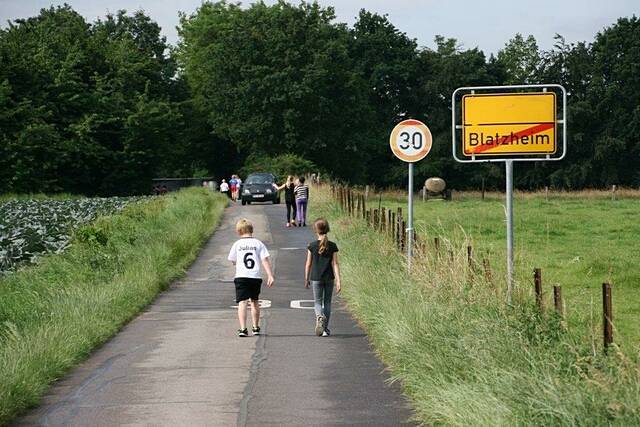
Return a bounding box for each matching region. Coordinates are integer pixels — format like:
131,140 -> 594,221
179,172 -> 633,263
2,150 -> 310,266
311,280 -> 334,328
296,198 -> 307,225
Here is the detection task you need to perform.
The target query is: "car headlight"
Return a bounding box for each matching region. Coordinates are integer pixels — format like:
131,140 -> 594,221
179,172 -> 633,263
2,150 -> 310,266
243,189 -> 250,194
266,189 -> 272,194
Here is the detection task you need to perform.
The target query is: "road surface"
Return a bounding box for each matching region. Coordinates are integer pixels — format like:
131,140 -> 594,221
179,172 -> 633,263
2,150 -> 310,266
16,203 -> 415,426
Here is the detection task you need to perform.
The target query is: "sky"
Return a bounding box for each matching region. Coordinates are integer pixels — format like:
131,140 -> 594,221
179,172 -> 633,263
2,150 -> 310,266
0,0 -> 637,54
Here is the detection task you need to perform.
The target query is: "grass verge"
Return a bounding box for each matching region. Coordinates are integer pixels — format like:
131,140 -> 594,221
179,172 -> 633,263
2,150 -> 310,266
312,185 -> 640,426
0,188 -> 227,424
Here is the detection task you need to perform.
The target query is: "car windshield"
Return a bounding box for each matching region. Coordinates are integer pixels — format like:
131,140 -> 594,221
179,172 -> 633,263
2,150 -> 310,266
246,175 -> 273,185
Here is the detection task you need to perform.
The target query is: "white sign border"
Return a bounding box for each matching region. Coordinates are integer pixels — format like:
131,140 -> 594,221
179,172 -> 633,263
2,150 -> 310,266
451,84 -> 567,163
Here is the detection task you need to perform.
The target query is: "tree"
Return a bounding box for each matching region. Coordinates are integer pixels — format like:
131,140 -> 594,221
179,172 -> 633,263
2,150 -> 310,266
0,6 -> 191,195
497,34 -> 541,84
178,1 -> 374,182
348,10 -> 420,184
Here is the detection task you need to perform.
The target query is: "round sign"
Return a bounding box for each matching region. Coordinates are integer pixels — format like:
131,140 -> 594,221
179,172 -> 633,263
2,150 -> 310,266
389,119 -> 433,162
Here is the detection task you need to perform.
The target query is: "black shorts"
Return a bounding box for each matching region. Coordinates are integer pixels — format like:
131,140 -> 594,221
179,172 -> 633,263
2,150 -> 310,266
234,278 -> 262,303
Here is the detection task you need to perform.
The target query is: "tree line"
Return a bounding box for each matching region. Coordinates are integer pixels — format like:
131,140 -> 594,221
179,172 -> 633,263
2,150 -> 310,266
1,2 -> 638,195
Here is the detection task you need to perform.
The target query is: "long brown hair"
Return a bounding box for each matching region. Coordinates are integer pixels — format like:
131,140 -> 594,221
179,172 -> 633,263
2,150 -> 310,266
313,218 -> 330,255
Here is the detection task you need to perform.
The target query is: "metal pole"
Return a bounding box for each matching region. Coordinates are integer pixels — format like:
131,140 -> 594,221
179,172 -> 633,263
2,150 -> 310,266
505,160 -> 514,305
407,163 -> 414,272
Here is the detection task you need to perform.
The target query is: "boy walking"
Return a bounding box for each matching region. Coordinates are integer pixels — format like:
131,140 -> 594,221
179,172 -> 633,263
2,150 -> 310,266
228,218 -> 275,337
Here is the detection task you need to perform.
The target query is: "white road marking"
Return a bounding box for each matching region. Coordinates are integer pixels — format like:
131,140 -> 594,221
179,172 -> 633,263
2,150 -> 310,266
280,247 -> 304,250
290,300 -> 315,309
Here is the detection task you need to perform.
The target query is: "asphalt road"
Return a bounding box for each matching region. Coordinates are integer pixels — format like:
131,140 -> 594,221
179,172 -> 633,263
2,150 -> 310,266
15,203 -> 415,426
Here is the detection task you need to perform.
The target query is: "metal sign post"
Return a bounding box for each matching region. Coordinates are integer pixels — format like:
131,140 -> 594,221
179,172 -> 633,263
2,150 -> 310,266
407,162 -> 414,272
389,119 -> 432,273
505,160 -> 514,304
452,84 -> 567,304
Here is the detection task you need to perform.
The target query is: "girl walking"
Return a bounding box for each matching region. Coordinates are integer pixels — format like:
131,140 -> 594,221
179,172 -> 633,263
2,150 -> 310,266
304,218 -> 341,336
294,176 -> 309,227
273,175 -> 297,227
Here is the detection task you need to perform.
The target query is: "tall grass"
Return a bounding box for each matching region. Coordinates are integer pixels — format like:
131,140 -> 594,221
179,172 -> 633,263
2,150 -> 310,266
0,188 -> 227,425
312,185 -> 640,426
378,191 -> 640,348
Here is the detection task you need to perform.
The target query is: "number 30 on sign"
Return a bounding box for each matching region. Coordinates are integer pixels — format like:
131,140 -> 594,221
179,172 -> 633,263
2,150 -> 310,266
389,119 -> 433,162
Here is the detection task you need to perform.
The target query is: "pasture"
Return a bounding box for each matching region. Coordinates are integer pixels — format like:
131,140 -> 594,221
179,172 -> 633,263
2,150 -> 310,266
380,190 -> 640,348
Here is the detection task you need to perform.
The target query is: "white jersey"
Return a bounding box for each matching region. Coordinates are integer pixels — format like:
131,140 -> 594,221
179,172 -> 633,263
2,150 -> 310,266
227,237 -> 270,279
220,182 -> 229,192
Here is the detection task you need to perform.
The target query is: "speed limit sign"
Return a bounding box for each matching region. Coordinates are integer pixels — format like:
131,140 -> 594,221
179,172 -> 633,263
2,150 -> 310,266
389,119 -> 432,274
389,119 -> 433,162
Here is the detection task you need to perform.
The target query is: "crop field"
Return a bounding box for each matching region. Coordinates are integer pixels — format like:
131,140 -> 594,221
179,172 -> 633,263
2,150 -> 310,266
381,190 -> 640,349
0,197 -> 144,273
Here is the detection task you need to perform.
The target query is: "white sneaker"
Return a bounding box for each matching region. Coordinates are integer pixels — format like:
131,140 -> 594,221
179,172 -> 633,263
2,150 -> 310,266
322,331 -> 329,337
315,316 -> 326,336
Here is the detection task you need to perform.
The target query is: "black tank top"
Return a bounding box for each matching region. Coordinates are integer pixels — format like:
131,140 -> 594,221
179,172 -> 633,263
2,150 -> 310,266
284,183 -> 295,202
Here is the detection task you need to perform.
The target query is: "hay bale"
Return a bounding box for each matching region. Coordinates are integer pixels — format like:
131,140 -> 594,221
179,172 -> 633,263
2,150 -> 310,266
425,177 -> 446,193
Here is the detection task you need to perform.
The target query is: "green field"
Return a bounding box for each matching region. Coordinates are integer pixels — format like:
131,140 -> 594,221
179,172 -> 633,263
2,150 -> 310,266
380,191 -> 640,349
314,186 -> 640,425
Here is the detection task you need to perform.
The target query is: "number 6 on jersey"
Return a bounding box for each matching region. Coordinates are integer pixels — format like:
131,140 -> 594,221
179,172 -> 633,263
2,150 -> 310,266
389,119 -> 433,162
243,253 -> 255,269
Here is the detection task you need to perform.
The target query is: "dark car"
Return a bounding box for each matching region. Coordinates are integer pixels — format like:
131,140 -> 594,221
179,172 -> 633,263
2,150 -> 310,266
241,173 -> 280,205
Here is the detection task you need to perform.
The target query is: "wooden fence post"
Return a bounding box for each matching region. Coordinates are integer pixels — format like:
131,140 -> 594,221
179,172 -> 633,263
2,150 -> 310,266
534,268 -> 543,311
362,195 -> 366,219
354,193 -> 358,217
381,207 -> 386,233
350,189 -> 355,216
467,245 -> 473,267
553,285 -> 563,317
398,208 -> 404,249
611,185 -> 617,201
434,237 -> 440,257
344,188 -> 349,214
481,177 -> 485,201
603,282 -> 613,350
482,258 -> 492,283
400,220 -> 406,251
391,212 -> 396,240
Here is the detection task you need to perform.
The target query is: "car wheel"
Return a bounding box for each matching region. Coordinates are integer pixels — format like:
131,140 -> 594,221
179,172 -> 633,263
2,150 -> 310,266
242,199 -> 246,205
